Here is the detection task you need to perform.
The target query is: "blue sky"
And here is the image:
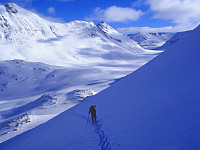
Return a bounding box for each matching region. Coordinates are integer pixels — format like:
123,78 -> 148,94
1,0 -> 200,33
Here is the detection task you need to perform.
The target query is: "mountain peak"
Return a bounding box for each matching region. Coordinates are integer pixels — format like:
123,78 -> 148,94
97,21 -> 108,26
4,3 -> 18,14
99,21 -> 105,24
97,21 -> 119,35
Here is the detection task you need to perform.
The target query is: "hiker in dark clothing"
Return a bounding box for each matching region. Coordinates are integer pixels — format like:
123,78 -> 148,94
89,105 -> 96,123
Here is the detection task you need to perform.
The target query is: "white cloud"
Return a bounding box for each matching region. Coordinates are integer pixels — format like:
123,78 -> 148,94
118,26 -> 174,33
47,7 -> 56,15
86,6 -> 144,23
117,0 -> 200,34
117,23 -> 199,34
147,0 -> 200,25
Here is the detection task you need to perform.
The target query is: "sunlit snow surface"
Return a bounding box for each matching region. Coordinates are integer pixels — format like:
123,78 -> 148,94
0,3 -> 160,143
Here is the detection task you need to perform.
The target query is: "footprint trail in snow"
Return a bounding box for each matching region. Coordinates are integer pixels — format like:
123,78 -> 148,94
93,122 -> 111,150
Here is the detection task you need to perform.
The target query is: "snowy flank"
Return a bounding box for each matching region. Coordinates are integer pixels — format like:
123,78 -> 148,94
1,16 -> 200,150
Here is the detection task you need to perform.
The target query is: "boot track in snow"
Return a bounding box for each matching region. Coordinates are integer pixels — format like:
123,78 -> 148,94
93,122 -> 111,150
73,108 -> 114,150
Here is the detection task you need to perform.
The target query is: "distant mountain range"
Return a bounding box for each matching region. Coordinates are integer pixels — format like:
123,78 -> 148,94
127,32 -> 175,49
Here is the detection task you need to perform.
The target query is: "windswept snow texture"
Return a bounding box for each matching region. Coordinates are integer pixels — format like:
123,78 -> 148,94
0,3 -> 161,143
128,32 -> 174,49
1,24 -> 200,150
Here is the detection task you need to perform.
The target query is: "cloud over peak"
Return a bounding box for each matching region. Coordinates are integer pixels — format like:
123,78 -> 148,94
86,6 -> 144,23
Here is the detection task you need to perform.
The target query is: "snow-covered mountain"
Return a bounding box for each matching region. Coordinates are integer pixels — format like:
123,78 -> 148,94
1,23 -> 199,149
128,32 -> 175,49
0,2 -> 160,95
0,3 -> 159,66
0,3 -> 161,143
0,3 -> 57,45
156,30 -> 191,50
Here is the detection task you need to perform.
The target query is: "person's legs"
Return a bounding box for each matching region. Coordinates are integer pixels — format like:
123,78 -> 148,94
95,115 -> 96,123
92,115 -> 94,123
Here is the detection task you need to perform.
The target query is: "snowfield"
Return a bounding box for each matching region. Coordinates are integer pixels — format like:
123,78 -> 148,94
0,11 -> 200,150
0,3 -> 161,143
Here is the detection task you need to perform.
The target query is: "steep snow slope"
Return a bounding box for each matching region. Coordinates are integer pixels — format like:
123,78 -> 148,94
128,32 -> 174,49
1,23 -> 199,150
156,30 -> 191,50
